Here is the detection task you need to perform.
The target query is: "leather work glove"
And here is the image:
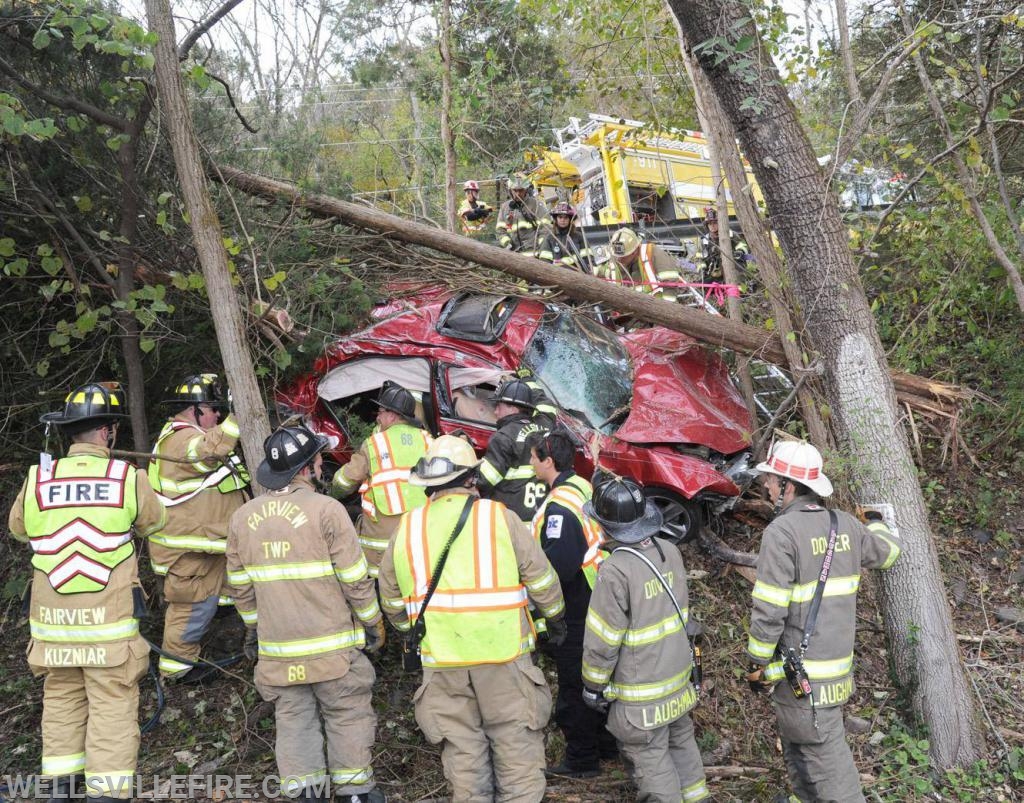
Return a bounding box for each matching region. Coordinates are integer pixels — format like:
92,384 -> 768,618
364,619 -> 386,654
545,616 -> 568,649
243,627 -> 258,662
582,686 -> 610,714
745,663 -> 773,695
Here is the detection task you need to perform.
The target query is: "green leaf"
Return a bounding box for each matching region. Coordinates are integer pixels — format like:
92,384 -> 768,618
263,270 -> 287,291
734,35 -> 755,53
75,195 -> 94,212
41,255 -> 63,276
48,331 -> 70,348
5,257 -> 29,277
36,359 -> 50,377
139,337 -> 156,353
0,238 -> 15,257
32,30 -> 52,50
991,106 -> 1010,122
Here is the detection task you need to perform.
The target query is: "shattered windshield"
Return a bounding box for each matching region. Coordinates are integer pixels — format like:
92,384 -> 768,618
523,310 -> 633,433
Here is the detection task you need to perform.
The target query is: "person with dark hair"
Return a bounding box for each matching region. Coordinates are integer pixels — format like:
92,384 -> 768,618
581,475 -> 709,803
228,426 -> 385,803
377,435 -> 566,801
9,383 -> 165,802
477,378 -> 550,522
745,441 -> 901,803
528,432 -> 615,779
332,381 -> 432,577
147,373 -> 250,680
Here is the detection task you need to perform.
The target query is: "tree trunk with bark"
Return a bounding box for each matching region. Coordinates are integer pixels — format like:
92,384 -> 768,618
146,0 -> 271,486
438,0 -> 457,232
679,37 -> 830,453
666,0 -> 982,770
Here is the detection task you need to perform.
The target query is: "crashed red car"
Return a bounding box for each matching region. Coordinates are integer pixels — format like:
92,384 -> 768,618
277,290 -> 756,545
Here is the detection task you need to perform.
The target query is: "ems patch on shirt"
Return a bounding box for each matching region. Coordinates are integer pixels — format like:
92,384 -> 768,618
546,515 -> 564,539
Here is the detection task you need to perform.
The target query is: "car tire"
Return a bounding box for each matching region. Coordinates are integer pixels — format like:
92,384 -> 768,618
646,488 -> 703,545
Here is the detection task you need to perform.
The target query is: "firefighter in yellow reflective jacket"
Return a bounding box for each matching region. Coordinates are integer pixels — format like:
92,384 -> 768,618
377,435 -> 567,803
8,383 -> 166,802
599,228 -> 682,302
332,381 -> 432,577
227,426 -> 385,803
496,173 -> 551,256
527,432 -> 616,779
581,476 -> 709,803
745,442 -> 901,803
147,373 -> 249,679
457,180 -> 494,237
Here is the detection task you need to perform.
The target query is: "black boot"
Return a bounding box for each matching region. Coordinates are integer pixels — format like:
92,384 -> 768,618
46,775 -> 83,803
338,790 -> 387,803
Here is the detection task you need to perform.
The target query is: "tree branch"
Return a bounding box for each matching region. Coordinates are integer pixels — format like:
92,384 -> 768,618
177,0 -> 246,60
205,71 -> 259,133
0,55 -> 128,131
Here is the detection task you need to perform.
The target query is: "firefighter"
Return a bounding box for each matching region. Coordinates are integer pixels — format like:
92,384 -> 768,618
227,426 -> 385,803
535,202 -> 594,273
332,381 -> 432,577
457,180 -> 494,237
496,173 -> 551,256
527,432 -> 617,779
600,227 -> 683,302
8,383 -> 165,802
377,434 -> 567,803
745,441 -> 902,803
581,475 -> 709,803
148,373 -> 250,680
477,378 -> 550,522
698,207 -> 749,284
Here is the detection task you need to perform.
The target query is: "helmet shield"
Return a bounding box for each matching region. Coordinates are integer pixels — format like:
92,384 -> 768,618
409,435 -> 481,487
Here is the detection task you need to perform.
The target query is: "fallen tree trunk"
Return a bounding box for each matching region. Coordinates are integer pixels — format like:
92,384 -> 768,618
211,164 -> 972,415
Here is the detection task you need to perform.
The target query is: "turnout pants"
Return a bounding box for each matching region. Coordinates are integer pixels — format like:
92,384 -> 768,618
255,652 -> 377,796
414,654 -> 551,803
159,552 -> 232,678
31,640 -> 150,799
606,706 -> 708,803
773,689 -> 864,803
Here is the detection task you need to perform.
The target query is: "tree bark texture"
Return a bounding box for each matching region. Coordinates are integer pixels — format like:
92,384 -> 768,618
666,0 -> 982,769
678,36 -> 830,453
438,0 -> 457,232
146,0 -> 271,488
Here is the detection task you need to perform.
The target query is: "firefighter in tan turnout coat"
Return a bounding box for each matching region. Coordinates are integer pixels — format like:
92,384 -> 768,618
8,382 -> 165,801
332,381 -> 431,577
147,373 -> 249,679
745,441 -> 901,803
377,435 -> 567,803
227,426 -> 385,803
581,476 -> 709,803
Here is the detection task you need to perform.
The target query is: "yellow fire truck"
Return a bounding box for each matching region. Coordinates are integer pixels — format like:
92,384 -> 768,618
527,113 -> 763,229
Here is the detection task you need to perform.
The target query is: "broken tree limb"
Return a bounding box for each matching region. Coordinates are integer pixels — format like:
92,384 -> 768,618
211,165 -> 973,415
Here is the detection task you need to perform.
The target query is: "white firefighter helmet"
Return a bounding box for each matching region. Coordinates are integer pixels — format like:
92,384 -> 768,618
609,228 -> 641,261
756,441 -> 833,498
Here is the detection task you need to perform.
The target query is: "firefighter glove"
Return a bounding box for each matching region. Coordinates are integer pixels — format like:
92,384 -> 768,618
364,619 -> 386,654
745,663 -> 772,695
582,686 -> 610,714
546,616 -> 568,648
243,627 -> 258,662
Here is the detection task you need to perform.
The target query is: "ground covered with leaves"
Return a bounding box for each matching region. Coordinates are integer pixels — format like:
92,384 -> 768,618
1,458 -> 1022,802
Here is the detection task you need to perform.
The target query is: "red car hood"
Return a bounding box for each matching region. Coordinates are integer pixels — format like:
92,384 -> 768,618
615,327 -> 753,454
